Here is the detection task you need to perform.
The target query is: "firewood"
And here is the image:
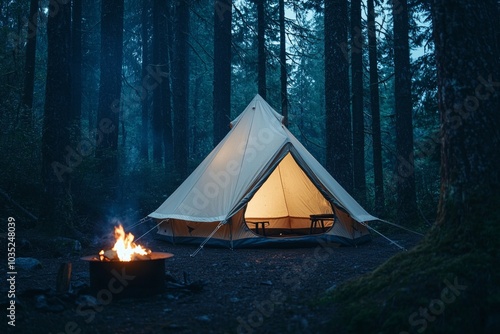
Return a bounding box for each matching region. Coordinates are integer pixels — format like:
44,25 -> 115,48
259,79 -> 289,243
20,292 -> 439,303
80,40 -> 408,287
56,262 -> 72,293
103,249 -> 117,261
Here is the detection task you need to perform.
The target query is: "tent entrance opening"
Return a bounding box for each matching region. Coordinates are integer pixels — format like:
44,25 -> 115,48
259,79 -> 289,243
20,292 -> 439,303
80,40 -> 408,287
244,153 -> 333,237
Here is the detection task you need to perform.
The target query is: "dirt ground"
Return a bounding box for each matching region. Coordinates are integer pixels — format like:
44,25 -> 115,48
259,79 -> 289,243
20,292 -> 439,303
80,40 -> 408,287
2,229 -> 421,334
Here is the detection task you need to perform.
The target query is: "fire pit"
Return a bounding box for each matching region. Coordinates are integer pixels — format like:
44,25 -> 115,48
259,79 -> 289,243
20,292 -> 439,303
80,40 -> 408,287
81,225 -> 173,297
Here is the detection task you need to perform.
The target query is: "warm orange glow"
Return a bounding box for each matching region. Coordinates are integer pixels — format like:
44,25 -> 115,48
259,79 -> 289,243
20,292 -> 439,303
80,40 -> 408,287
100,224 -> 151,261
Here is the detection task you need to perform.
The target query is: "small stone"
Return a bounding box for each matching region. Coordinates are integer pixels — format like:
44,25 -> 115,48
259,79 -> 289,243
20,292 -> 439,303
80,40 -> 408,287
16,257 -> 42,271
35,295 -> 48,310
325,284 -> 337,293
195,315 -> 211,322
35,294 -> 65,312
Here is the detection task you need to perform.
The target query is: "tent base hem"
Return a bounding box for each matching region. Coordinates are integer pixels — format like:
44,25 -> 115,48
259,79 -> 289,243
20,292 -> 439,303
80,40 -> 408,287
156,233 -> 371,249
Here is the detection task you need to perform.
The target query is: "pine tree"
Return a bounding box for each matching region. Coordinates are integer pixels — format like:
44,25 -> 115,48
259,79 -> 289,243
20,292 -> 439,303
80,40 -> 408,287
325,0 -> 353,192
95,0 -> 124,197
172,0 -> 190,178
71,0 -> 82,140
41,0 -> 73,232
257,0 -> 266,98
368,0 -> 385,214
351,0 -> 366,204
140,0 -> 151,161
393,0 -> 417,222
21,0 -> 38,121
213,0 -> 233,145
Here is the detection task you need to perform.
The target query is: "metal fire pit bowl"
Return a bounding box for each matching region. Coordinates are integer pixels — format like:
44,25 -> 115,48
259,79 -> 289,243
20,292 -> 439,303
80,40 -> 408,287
81,252 -> 174,298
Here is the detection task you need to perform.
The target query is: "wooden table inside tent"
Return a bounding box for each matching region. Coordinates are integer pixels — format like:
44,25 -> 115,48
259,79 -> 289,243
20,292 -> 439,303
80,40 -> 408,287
247,221 -> 270,236
309,214 -> 335,234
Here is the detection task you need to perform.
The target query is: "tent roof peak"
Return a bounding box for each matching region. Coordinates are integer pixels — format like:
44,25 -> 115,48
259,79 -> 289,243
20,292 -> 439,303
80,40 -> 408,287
230,95 -> 285,128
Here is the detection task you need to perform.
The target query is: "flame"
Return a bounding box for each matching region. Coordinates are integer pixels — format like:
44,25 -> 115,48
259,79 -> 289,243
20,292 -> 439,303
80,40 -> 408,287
101,224 -> 150,261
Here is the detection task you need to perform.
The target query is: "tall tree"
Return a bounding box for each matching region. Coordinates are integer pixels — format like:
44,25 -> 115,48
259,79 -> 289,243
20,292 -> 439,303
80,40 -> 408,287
41,0 -> 72,232
21,0 -> 38,119
213,0 -> 233,146
172,0 -> 190,178
152,0 -> 169,164
95,0 -> 124,178
367,0 -> 384,214
351,0 -> 366,204
393,0 -> 417,222
325,0 -> 353,192
163,1 -> 174,167
140,0 -> 151,161
71,0 -> 82,139
497,1 -> 500,49
432,0 -> 500,228
257,0 -> 266,98
279,0 -> 288,125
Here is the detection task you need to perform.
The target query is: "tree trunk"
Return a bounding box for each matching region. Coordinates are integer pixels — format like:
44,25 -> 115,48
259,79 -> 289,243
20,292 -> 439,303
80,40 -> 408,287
163,1 -> 173,169
21,0 -> 38,121
172,0 -> 189,178
164,1 -> 174,168
432,0 -> 500,228
279,0 -> 288,126
96,0 -> 124,181
497,1 -> 500,49
351,0 -> 366,205
152,0 -> 166,165
368,0 -> 384,215
257,0 -> 266,99
213,0 -> 232,146
325,0 -> 353,192
71,0 -> 82,141
140,0 -> 150,161
41,0 -> 73,233
393,0 -> 417,223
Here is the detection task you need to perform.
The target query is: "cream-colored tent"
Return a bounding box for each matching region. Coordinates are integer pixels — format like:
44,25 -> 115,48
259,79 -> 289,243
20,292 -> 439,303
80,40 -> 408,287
149,95 -> 376,248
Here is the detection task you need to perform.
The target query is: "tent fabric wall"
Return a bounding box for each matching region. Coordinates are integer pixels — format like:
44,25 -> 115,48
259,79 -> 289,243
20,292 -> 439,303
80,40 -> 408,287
149,95 -> 376,248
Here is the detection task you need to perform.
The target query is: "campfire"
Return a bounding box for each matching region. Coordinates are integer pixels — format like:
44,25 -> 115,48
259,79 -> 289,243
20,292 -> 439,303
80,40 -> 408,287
82,223 -> 174,297
98,224 -> 152,262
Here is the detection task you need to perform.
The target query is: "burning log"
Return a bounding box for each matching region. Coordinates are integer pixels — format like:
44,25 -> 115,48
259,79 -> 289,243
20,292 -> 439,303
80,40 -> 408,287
99,249 -> 117,261
97,224 -> 152,262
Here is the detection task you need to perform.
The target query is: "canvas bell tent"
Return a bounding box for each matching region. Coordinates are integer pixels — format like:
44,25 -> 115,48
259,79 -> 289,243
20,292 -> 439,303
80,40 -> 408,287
149,95 -> 377,248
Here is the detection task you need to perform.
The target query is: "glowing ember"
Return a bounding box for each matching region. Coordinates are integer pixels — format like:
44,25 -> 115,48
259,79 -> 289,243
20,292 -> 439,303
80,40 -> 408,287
99,224 -> 151,262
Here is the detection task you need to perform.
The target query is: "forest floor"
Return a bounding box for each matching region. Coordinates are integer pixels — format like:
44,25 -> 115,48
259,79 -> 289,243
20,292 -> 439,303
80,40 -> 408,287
2,227 -> 422,334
